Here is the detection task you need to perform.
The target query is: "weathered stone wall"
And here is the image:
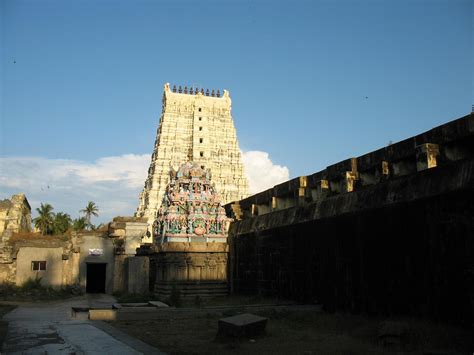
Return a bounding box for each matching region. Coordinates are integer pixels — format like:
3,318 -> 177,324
108,217 -> 149,293
0,220 -> 147,293
108,217 -> 148,254
228,114 -> 474,324
0,194 -> 31,236
0,235 -> 78,288
127,256 -> 149,294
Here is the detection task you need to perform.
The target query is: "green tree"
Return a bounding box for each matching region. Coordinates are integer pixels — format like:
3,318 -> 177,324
72,217 -> 87,232
33,203 -> 54,235
90,223 -> 104,231
80,201 -> 99,230
52,212 -> 72,235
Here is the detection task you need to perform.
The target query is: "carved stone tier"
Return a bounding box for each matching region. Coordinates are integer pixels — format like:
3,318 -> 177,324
142,242 -> 229,299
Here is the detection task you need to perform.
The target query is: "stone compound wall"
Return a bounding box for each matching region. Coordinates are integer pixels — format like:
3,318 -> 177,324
0,217 -> 148,293
0,236 -> 78,289
136,83 -> 249,225
15,247 -> 64,287
227,114 -> 474,325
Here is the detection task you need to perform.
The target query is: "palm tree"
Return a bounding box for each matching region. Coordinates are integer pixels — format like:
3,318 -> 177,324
72,217 -> 87,232
80,201 -> 99,230
52,212 -> 72,235
33,203 -> 54,235
90,223 -> 104,231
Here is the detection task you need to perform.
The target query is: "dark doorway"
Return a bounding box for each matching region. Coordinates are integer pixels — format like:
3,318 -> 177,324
86,263 -> 106,293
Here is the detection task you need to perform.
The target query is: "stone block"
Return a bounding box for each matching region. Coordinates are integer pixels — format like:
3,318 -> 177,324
148,301 -> 170,308
218,313 -> 267,338
377,321 -> 409,349
119,303 -> 149,307
89,309 -> 117,320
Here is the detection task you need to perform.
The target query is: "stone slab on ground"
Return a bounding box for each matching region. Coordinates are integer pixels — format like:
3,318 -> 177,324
120,303 -> 150,307
218,313 -> 268,338
148,301 -> 169,308
112,301 -> 169,309
89,309 -> 117,321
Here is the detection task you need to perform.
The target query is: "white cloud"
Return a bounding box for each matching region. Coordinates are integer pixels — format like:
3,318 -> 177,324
0,151 -> 289,223
242,151 -> 290,194
0,154 -> 150,223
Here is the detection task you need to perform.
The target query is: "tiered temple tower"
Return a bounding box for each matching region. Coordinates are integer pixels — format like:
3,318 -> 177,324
136,83 -> 249,225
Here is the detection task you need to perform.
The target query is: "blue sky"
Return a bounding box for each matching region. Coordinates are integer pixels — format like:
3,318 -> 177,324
0,0 -> 472,222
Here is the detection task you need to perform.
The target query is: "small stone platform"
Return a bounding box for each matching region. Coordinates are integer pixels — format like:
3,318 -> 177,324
217,313 -> 268,338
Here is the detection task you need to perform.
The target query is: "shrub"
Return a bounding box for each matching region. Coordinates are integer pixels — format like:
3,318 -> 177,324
21,277 -> 43,291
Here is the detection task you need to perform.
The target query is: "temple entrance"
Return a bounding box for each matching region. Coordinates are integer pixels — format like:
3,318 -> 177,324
86,263 -> 106,293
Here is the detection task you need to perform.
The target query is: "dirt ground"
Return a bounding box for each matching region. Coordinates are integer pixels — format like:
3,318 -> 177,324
108,304 -> 473,355
0,305 -> 16,347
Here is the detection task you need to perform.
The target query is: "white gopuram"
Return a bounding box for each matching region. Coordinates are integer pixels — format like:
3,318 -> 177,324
136,83 -> 249,226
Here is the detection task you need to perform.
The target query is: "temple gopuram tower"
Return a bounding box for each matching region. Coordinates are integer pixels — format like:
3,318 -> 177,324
136,83 -> 249,225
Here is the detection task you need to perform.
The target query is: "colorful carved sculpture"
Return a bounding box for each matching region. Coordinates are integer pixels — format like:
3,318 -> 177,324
154,162 -> 232,243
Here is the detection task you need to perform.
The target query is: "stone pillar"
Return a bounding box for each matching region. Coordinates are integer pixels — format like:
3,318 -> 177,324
416,143 -> 439,171
127,256 -> 150,294
298,176 -> 307,205
344,158 -> 359,192
113,254 -> 128,293
271,197 -> 277,211
311,179 -> 330,201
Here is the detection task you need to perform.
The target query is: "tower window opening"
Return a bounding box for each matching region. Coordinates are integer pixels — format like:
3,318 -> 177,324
199,127 -> 203,131
201,165 -> 205,169
200,151 -> 204,157
199,138 -> 203,143
199,117 -> 202,121
198,108 -> 202,112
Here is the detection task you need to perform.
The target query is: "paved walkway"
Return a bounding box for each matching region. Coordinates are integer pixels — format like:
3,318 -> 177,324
1,294 -> 162,354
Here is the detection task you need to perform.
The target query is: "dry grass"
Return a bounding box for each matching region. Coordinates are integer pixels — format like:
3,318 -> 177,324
109,306 -> 473,355
0,281 -> 78,302
9,231 -> 71,242
112,216 -> 147,223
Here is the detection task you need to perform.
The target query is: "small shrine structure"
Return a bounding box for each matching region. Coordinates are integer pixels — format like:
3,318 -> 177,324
153,162 -> 231,243
140,162 -> 232,299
